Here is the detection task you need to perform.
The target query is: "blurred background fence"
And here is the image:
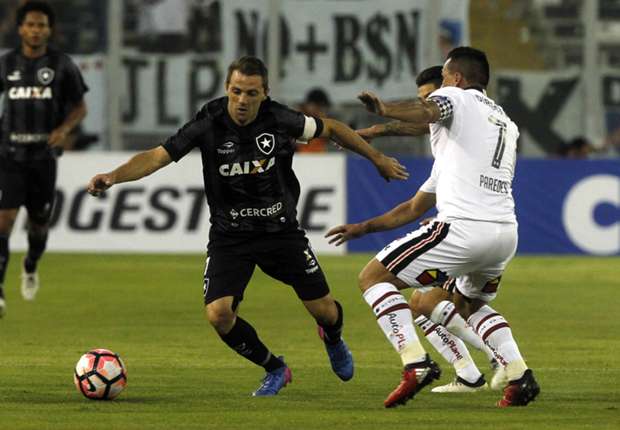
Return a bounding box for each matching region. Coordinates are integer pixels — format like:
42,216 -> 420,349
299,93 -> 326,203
2,0 -> 620,158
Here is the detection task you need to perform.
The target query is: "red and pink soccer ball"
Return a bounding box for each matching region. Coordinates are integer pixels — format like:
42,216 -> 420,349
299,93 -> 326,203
74,349 -> 127,400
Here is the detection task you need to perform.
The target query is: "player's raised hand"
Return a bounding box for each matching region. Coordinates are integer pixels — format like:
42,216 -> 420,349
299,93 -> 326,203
325,223 -> 368,246
358,91 -> 386,116
375,154 -> 409,181
87,173 -> 114,196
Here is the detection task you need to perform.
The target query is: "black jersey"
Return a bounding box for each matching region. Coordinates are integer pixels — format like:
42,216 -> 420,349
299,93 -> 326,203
163,97 -> 323,235
0,47 -> 88,161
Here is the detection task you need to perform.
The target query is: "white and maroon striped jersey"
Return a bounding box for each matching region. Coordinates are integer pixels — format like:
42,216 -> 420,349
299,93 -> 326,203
427,86 -> 518,223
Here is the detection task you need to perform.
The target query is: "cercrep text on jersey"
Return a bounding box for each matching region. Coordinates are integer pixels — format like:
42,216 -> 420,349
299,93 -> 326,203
218,157 -> 275,177
7,86 -> 53,100
230,202 -> 283,219
479,174 -> 510,194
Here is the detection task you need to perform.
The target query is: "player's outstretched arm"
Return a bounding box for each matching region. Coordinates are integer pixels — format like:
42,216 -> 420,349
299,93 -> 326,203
325,190 -> 436,246
87,146 -> 172,196
357,121 -> 430,141
321,118 -> 409,181
359,91 -> 441,125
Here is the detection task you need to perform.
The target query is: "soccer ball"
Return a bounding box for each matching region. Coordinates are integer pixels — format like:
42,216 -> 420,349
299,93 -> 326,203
74,349 -> 127,400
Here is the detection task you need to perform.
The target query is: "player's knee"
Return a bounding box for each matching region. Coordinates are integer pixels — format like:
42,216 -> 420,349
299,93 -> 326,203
358,263 -> 378,292
409,292 -> 422,318
308,297 -> 338,326
358,259 -> 394,292
357,269 -> 372,292
205,304 -> 235,333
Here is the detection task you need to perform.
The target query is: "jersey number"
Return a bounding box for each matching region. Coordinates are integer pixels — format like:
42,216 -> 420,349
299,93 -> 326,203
488,116 -> 507,169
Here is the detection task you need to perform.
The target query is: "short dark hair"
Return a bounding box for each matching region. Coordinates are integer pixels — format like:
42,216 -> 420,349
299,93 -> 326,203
226,56 -> 269,91
416,65 -> 443,88
17,1 -> 55,28
446,47 -> 490,87
304,88 -> 331,108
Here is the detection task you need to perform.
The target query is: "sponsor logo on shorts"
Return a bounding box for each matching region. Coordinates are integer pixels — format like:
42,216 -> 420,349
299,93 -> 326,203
305,266 -> 319,274
482,277 -> 501,293
304,248 -> 318,273
416,268 -> 448,286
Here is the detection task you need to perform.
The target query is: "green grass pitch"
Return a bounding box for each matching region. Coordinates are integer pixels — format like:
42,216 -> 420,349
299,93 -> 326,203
0,253 -> 618,429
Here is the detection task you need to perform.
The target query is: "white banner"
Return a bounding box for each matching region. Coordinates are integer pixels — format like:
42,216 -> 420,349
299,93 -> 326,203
11,152 -> 346,255
68,1 -> 468,135
222,0 -> 430,102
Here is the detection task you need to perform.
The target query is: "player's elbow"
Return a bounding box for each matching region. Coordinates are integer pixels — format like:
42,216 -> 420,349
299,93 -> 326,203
320,118 -> 335,138
320,118 -> 347,139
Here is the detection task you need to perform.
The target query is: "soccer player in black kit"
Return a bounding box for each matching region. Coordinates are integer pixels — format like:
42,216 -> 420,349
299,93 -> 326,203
88,56 -> 408,396
0,1 -> 88,317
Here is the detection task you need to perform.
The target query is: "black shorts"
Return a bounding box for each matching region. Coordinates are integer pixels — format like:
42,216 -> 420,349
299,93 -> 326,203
0,156 -> 57,224
203,229 -> 329,305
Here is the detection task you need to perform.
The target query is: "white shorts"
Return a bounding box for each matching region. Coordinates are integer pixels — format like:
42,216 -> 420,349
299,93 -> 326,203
375,220 -> 518,301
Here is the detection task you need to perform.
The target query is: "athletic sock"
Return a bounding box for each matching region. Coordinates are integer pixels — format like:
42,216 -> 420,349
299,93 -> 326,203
363,283 -> 426,366
24,231 -> 48,273
424,299 -> 496,363
429,300 -> 489,350
318,300 -> 343,345
467,305 -> 528,381
0,234 -> 9,285
461,321 -> 497,361
219,317 -> 284,372
415,315 -> 482,383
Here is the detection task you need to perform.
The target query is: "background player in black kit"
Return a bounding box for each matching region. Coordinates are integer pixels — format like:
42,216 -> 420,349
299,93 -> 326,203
88,56 -> 408,397
0,1 -> 88,317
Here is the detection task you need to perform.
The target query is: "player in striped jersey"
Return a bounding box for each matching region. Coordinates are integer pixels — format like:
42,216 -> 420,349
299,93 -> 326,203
357,66 -> 506,393
327,47 -> 539,408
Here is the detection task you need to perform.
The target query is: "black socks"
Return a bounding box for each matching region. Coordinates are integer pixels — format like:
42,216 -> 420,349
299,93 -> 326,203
24,231 -> 48,273
318,300 -> 344,345
220,317 -> 284,372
